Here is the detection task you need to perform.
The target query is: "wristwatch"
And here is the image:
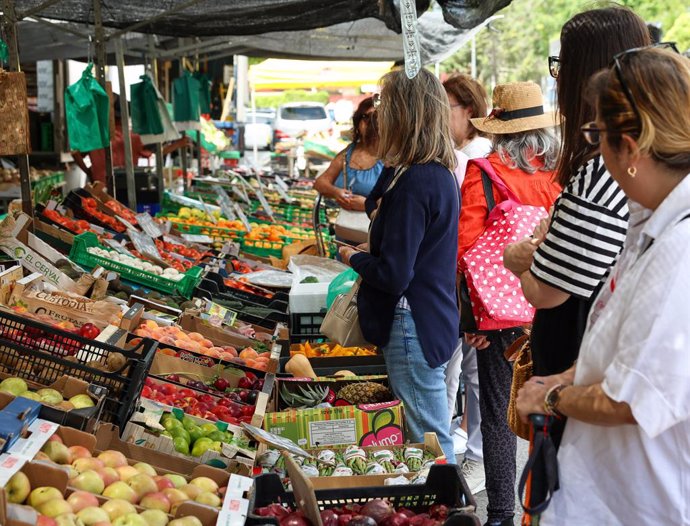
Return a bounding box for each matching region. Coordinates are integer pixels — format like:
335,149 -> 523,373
544,384 -> 567,418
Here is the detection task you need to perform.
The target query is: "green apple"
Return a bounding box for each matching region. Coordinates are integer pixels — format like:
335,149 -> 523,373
69,394 -> 95,409
172,437 -> 189,455
186,424 -> 203,443
28,487 -> 64,508
37,499 -> 74,517
42,441 -> 72,464
170,428 -> 190,444
113,513 -> 148,526
162,419 -> 183,433
195,491 -> 221,507
205,430 -> 224,443
100,499 -> 137,521
181,417 -> 197,432
70,470 -> 105,495
0,377 -> 28,396
199,424 -> 217,436
37,388 -> 63,405
19,391 -> 42,401
76,506 -> 110,525
140,509 -> 169,526
6,471 -> 31,504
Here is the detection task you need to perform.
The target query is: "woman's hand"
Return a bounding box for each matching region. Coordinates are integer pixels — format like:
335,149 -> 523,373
347,195 -> 367,212
503,237 -> 540,276
516,379 -> 550,423
339,246 -> 358,266
335,188 -> 353,209
464,333 -> 490,350
356,243 -> 369,252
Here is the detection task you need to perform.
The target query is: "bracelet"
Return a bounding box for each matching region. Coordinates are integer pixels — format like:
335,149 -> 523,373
544,384 -> 567,418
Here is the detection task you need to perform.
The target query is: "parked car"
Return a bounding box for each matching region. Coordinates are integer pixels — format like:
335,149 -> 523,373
244,112 -> 274,150
273,102 -> 331,146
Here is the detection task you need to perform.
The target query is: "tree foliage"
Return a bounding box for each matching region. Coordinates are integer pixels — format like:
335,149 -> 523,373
442,0 -> 689,90
255,89 -> 330,109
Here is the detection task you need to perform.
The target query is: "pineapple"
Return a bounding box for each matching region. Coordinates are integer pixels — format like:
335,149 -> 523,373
336,382 -> 393,405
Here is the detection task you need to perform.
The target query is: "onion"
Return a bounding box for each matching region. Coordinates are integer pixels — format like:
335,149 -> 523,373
320,510 -> 339,526
347,516 -> 378,526
360,500 -> 394,525
428,505 -> 449,520
280,512 -> 311,526
381,513 -> 410,526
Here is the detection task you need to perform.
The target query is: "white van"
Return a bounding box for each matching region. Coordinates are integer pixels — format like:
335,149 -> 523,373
273,102 -> 331,145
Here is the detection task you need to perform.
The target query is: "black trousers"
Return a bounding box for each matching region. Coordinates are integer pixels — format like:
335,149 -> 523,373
476,328 -> 523,523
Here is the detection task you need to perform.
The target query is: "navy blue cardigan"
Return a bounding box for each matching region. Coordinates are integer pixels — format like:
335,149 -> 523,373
350,162 -> 460,368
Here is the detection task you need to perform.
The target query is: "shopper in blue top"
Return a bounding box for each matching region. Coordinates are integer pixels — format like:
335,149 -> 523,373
339,69 -> 460,463
314,97 -> 384,211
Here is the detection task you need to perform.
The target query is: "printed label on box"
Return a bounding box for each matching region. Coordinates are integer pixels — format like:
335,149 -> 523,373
0,454 -> 27,486
308,418 -> 357,447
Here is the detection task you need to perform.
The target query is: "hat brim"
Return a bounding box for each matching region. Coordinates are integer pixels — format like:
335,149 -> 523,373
470,111 -> 561,135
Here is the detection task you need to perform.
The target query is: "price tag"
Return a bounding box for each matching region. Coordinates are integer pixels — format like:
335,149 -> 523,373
274,183 -> 294,204
104,239 -> 132,256
0,454 -> 27,487
115,215 -> 137,231
129,230 -> 165,263
274,175 -> 289,191
254,174 -> 274,219
212,185 -> 238,220
232,186 -> 250,204
202,301 -> 238,328
135,212 -> 164,238
161,220 -> 172,235
181,234 -> 214,244
232,203 -> 252,233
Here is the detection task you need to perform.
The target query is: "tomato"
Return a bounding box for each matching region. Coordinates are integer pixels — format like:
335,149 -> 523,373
160,383 -> 177,396
241,404 -> 254,417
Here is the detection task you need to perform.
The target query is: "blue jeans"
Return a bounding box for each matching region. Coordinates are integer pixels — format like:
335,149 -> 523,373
382,308 -> 455,463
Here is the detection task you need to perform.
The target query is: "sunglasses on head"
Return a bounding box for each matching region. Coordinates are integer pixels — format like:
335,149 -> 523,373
611,42 -> 679,122
548,56 -> 560,79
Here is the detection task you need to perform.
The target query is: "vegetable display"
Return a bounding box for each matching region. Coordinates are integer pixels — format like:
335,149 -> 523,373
291,343 -> 377,358
87,246 -> 186,280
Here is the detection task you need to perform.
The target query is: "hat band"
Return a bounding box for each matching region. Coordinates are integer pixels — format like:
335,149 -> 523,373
496,105 -> 544,121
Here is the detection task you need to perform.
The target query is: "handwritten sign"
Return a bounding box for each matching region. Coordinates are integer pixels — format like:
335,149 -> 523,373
198,196 -> 218,224
254,174 -> 274,219
181,234 -> 214,244
129,230 -> 165,264
232,185 -> 250,204
104,239 -> 133,256
135,212 -> 164,238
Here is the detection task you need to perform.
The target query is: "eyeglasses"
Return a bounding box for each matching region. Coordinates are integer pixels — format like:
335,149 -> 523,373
548,56 -> 560,79
373,93 -> 381,108
612,42 -> 679,123
581,122 -> 606,146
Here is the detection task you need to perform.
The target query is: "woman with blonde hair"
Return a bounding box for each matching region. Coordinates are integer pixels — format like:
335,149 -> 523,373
518,45 -> 690,525
339,68 -> 459,461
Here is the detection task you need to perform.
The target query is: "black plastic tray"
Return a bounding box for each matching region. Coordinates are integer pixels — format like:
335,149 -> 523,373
0,310 -> 157,427
247,464 -> 477,525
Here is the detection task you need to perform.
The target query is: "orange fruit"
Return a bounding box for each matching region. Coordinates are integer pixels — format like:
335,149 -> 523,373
239,348 -> 258,360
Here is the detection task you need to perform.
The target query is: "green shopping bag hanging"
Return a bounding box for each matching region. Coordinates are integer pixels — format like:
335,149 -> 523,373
193,71 -> 211,115
327,268 -> 359,308
64,64 -> 110,152
131,75 -> 163,135
173,71 -> 200,129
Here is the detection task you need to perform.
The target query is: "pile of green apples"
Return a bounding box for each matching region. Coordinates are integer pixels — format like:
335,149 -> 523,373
0,377 -> 95,409
161,413 -> 237,458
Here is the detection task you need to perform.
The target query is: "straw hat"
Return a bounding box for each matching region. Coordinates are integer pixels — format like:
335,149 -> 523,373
470,81 -> 561,135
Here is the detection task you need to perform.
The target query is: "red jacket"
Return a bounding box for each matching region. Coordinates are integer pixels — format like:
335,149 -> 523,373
458,152 -> 561,262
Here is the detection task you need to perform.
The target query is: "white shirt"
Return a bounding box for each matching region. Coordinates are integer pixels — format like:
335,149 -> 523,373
454,136 -> 492,188
541,174 -> 690,526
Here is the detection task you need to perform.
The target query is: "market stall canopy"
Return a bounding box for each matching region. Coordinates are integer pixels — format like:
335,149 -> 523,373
249,60 -> 394,90
8,0 -> 511,37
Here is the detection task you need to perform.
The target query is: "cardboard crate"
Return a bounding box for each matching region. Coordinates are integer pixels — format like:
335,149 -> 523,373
263,400 -> 405,449
0,374 -> 106,432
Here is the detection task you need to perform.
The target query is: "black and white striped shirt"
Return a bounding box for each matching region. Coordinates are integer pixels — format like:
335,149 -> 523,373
531,156 -> 629,299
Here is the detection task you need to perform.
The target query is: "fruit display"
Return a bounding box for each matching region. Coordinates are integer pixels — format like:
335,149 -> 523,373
279,384 -> 330,409
276,379 -> 394,410
253,499 -> 454,526
86,247 -> 187,281
142,377 -> 257,426
336,382 -> 393,405
153,411 -> 252,457
41,208 -> 111,238
81,197 -> 127,233
103,200 -> 139,225
0,377 -> 95,409
290,343 -> 377,358
155,240 -> 209,263
223,278 -> 274,298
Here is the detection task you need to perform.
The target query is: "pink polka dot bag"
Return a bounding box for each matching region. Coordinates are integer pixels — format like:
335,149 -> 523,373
459,158 -> 547,331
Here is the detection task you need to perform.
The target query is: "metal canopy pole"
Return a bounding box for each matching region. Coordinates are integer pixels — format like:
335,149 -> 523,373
27,16 -> 92,39
148,35 -> 164,207
115,37 -> 136,210
1,0 -> 34,219
93,0 -> 114,193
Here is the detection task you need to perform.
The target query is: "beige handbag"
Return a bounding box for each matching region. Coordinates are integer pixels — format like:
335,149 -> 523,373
505,333 -> 533,440
321,167 -> 407,347
334,152 -> 370,244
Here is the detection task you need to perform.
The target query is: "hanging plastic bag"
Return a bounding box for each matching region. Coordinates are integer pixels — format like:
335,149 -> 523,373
131,74 -> 163,135
327,268 -> 359,308
65,64 -> 110,152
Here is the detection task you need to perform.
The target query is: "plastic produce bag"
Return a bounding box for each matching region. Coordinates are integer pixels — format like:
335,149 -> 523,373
131,74 -> 163,135
326,268 -> 359,308
65,64 -> 110,152
288,254 -> 348,287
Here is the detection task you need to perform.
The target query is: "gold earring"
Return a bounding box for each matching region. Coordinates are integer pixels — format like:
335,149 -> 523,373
627,166 -> 637,178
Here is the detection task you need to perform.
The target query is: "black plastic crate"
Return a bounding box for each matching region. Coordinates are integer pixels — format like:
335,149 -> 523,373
278,356 -> 388,377
290,312 -> 325,341
247,464 -> 477,525
0,310 -> 157,427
